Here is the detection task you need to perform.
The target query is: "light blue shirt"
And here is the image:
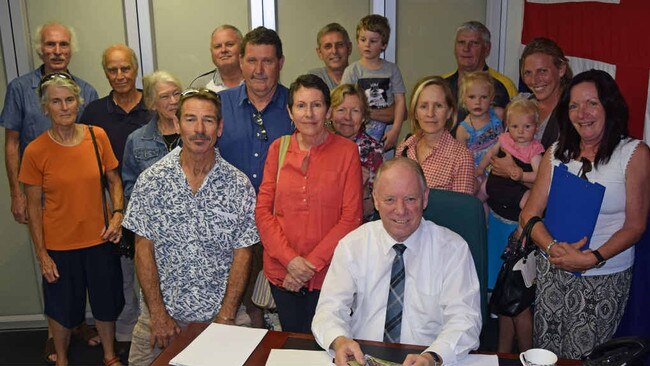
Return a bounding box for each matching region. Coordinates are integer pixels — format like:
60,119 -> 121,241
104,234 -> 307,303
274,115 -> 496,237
0,66 -> 98,154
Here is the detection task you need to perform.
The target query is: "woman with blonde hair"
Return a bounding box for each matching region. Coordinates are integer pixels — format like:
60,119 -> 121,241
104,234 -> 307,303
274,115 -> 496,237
396,76 -> 475,194
330,83 -> 383,221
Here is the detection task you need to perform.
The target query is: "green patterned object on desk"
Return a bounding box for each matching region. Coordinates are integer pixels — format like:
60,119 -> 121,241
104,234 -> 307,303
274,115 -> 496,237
347,354 -> 402,366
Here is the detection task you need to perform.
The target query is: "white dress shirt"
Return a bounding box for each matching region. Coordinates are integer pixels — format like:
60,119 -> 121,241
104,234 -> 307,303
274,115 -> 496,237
312,219 -> 482,364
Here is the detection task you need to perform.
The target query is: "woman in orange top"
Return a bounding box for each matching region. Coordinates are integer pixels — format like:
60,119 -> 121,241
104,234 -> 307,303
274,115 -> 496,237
256,74 -> 363,333
19,73 -> 125,366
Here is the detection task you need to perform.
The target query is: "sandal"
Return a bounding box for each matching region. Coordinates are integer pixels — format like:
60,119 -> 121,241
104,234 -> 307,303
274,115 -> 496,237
43,337 -> 56,365
103,355 -> 123,366
73,322 -> 101,346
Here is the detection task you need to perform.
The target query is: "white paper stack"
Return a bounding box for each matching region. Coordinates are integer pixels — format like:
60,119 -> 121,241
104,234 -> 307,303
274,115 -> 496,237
170,323 -> 268,366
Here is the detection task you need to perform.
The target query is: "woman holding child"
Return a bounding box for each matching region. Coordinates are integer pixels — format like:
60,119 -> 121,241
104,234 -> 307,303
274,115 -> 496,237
521,70 -> 649,359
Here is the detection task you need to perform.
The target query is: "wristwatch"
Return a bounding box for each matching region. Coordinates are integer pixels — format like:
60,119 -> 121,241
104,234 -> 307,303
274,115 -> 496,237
592,250 -> 607,268
425,351 -> 443,366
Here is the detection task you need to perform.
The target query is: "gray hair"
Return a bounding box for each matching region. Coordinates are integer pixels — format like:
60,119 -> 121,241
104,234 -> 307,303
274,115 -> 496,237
102,44 -> 139,74
142,70 -> 183,110
456,21 -> 490,44
211,24 -> 243,44
33,22 -> 78,57
39,76 -> 83,111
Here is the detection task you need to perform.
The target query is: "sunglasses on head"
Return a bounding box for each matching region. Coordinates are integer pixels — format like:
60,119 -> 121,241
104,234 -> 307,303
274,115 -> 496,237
38,72 -> 73,97
180,88 -> 220,101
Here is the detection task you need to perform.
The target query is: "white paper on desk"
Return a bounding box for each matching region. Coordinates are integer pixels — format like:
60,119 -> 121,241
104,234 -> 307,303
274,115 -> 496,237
457,354 -> 499,366
170,323 -> 268,366
265,349 -> 334,366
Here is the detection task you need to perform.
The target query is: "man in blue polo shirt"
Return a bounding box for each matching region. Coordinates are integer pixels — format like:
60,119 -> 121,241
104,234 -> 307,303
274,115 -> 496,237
81,44 -> 149,172
218,26 -> 294,328
1,21 -> 98,225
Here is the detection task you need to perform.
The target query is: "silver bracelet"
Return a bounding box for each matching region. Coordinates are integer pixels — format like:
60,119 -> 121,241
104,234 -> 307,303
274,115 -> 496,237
546,239 -> 558,254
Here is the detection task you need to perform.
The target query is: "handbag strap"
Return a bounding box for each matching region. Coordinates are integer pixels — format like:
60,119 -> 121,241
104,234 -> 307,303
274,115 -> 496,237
88,125 -> 109,227
276,135 -> 291,180
273,135 -> 291,215
519,216 -> 543,249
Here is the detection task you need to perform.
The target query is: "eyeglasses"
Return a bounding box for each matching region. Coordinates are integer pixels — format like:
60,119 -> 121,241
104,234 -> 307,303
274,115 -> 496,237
158,90 -> 182,102
38,72 -> 74,97
252,111 -> 268,141
578,157 -> 592,181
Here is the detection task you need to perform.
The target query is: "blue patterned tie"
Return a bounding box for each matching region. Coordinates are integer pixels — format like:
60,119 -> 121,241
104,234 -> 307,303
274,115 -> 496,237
384,243 -> 406,343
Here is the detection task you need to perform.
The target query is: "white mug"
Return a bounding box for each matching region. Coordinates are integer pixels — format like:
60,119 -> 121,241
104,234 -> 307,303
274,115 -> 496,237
519,348 -> 558,366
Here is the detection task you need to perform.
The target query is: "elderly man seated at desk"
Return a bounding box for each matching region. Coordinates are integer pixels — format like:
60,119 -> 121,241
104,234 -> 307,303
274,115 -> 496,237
312,157 -> 481,366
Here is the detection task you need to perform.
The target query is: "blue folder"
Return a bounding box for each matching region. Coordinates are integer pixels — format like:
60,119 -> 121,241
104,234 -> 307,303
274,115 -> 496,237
544,164 -> 606,273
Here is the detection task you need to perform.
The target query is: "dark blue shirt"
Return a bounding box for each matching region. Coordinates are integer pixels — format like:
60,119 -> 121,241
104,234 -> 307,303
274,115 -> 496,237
80,91 -> 150,172
218,84 -> 294,191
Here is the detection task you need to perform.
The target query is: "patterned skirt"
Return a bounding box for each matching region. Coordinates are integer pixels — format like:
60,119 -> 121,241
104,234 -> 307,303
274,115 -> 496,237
533,253 -> 632,359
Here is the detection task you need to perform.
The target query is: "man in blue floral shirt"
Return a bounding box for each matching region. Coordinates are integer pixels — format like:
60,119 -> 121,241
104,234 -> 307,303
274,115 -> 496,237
123,89 -> 259,366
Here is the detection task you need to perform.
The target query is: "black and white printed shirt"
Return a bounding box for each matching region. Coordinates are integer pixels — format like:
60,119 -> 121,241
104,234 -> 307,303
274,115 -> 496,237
123,146 -> 259,322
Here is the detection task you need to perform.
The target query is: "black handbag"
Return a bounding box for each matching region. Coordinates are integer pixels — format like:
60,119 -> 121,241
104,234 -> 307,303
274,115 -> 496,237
489,216 -> 541,317
584,337 -> 650,366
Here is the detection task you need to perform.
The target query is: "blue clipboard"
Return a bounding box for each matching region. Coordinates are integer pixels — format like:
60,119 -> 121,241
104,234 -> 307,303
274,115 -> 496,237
544,164 -> 605,275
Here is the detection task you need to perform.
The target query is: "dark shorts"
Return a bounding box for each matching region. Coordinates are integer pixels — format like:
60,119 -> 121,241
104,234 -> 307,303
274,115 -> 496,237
44,242 -> 125,329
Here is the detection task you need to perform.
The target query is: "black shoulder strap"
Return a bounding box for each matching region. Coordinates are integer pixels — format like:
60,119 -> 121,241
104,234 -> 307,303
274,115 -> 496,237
88,125 -> 109,227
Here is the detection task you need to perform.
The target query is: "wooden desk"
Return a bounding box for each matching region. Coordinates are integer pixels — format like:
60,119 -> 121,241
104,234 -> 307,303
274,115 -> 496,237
152,323 -> 582,366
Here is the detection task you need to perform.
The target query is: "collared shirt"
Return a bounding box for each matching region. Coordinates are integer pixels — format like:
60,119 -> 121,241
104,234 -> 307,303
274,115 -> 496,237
80,91 -> 150,171
122,114 -> 179,199
396,131 -> 475,195
122,147 -> 259,322
312,219 -> 482,364
218,83 -> 294,191
256,132 -> 363,289
0,65 -> 99,154
191,69 -> 244,93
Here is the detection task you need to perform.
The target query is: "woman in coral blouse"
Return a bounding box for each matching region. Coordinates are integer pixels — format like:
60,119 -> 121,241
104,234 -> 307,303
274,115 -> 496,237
396,76 -> 475,194
255,74 -> 363,333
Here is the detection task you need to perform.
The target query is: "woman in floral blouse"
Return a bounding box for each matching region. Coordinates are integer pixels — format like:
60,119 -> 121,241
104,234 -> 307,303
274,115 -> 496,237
330,84 -> 383,221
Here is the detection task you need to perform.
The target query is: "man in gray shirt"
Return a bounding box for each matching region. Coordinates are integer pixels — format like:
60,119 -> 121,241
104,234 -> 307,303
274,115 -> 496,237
308,23 -> 352,91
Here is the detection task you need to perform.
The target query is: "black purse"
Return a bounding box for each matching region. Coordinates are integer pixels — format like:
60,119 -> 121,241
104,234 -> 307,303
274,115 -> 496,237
489,216 -> 542,317
584,337 -> 650,366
